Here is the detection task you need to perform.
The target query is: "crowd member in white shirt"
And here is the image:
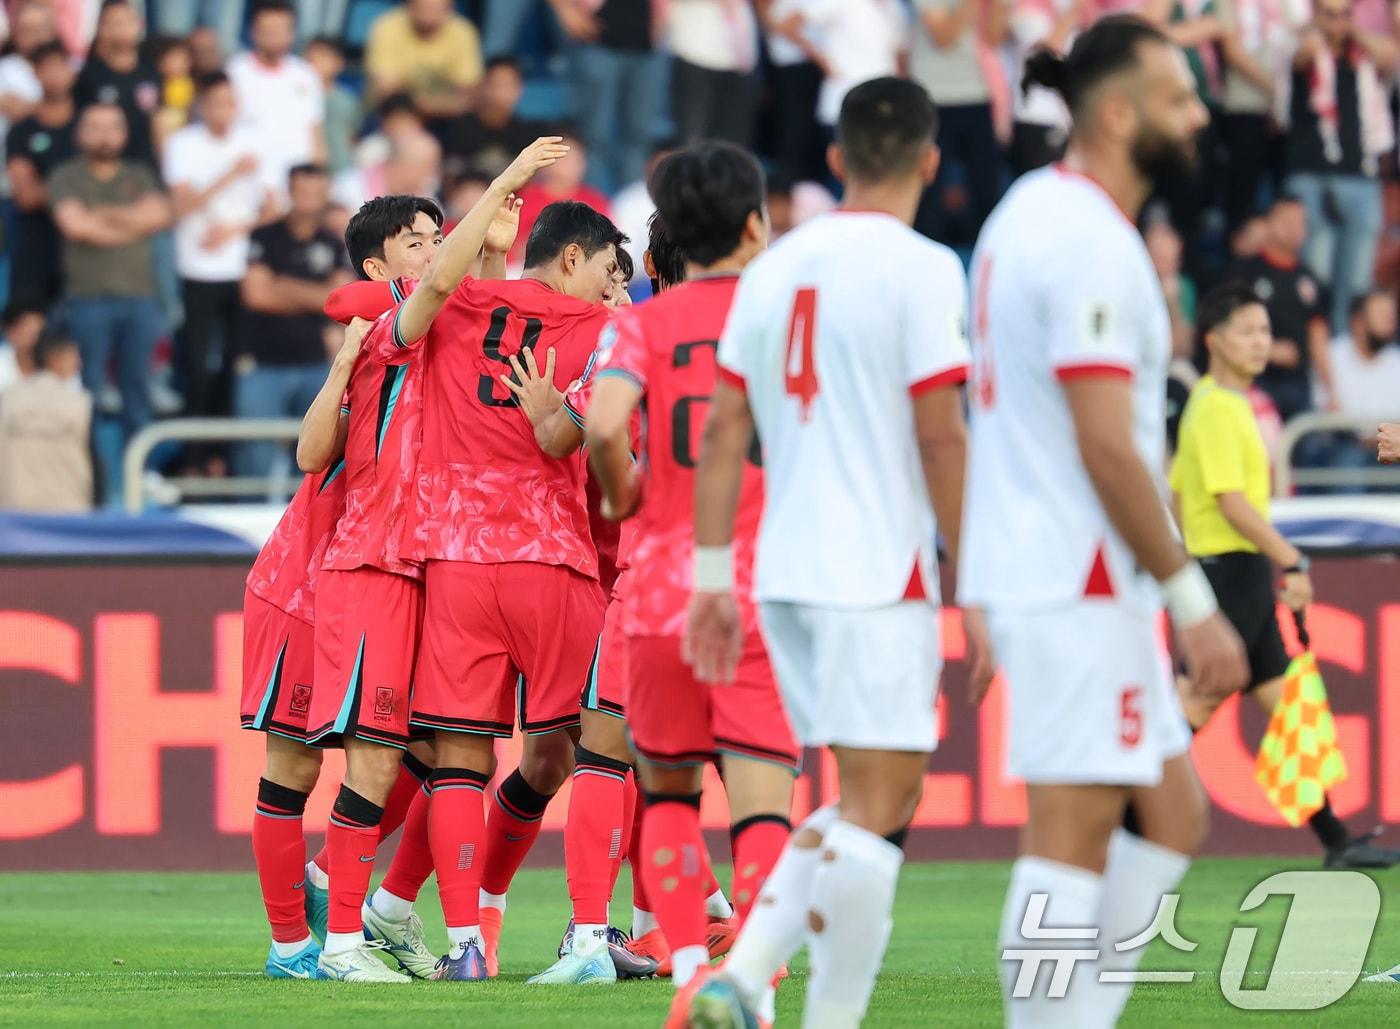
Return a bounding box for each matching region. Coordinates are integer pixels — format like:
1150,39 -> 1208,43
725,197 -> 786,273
771,0 -> 909,129
1006,0 -> 1085,173
0,0 -> 56,189
226,0 -> 324,206
1328,288 -> 1400,486
163,71 -> 271,425
688,77 -> 968,1027
755,0 -> 826,182
663,0 -> 760,146
961,17 -> 1245,1027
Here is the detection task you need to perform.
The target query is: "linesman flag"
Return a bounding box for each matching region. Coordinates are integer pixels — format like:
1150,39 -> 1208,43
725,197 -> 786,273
1255,612 -> 1347,827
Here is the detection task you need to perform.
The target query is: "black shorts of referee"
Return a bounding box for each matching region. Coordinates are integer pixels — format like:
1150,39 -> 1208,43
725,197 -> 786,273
1199,551 -> 1290,691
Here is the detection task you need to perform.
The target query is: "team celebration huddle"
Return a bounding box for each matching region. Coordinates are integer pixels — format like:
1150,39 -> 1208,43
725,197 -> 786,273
237,17 -> 1286,1027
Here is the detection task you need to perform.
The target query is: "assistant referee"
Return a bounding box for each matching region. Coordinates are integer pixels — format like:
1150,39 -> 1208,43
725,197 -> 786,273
1170,282 -> 1396,869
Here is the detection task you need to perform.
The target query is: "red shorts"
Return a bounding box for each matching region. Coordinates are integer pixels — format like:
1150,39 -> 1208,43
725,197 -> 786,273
581,595 -> 627,719
240,590 -> 316,740
412,561 -> 605,737
626,635 -> 800,771
307,566 -> 424,749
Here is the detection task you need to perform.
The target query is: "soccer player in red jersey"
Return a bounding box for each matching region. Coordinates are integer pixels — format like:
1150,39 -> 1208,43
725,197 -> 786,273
584,144 -> 798,1018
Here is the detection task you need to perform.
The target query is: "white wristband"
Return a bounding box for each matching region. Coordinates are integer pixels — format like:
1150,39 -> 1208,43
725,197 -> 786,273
693,545 -> 734,593
1161,561 -> 1218,629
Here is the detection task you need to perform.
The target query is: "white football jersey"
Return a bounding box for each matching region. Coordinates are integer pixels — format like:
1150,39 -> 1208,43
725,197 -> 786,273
717,211 -> 969,609
958,166 -> 1171,614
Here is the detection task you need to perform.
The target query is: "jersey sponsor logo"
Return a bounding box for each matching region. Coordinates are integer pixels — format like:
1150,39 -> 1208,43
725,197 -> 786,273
1078,300 -> 1117,352
374,687 -> 394,719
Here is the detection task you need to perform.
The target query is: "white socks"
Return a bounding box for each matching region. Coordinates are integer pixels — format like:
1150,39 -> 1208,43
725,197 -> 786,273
480,889 -> 507,913
369,888 -> 414,923
323,930 -> 363,956
1096,829 -> 1191,1023
272,935 -> 314,959
724,804 -> 839,1005
305,859 -> 329,890
632,906 -> 659,938
573,922 -> 609,958
447,924 -> 482,958
672,945 -> 710,987
999,857 -> 1106,1029
803,821 -> 904,1029
706,888 -> 734,920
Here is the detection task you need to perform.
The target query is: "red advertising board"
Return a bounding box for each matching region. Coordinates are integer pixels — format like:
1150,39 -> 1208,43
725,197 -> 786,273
1,558 -> 1396,869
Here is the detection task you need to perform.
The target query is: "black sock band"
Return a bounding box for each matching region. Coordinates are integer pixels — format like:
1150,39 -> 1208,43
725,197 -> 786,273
574,744 -> 632,778
430,766 -> 490,790
730,813 -> 792,851
1308,795 -> 1350,850
402,751 -> 432,784
883,825 -> 910,850
497,768 -> 554,820
331,784 -> 384,829
257,778 -> 309,815
643,791 -> 702,810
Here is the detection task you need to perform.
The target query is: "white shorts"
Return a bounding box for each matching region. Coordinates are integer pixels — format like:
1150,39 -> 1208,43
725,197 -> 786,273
758,599 -> 941,752
988,600 -> 1191,786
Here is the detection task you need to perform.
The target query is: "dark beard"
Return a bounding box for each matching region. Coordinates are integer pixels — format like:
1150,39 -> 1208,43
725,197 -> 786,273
1367,332 -> 1392,354
1131,131 -> 1199,188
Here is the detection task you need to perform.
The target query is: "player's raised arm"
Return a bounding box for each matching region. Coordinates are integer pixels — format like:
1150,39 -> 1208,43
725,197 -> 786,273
395,136 -> 569,346
297,317 -> 368,472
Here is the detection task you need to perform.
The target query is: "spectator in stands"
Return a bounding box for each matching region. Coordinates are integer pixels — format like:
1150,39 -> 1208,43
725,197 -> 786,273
151,0 -> 245,57
164,71 -> 269,428
1329,289 -> 1400,481
0,1 -> 56,175
664,0 -> 760,148
188,25 -> 224,78
440,55 -> 537,182
795,0 -> 909,133
611,139 -> 671,287
1285,0 -> 1399,332
305,36 -> 359,176
149,34 -> 196,155
0,329 -> 93,513
1229,193 -> 1335,420
50,102 -> 171,449
366,0 -> 482,118
1005,0 -> 1081,175
235,163 -> 350,477
1230,211 -> 1269,259
1147,217 -> 1198,366
6,41 -> 77,307
910,0 -> 1007,246
553,0 -> 663,193
510,130 -> 610,264
0,301 -> 45,389
227,1 -> 325,204
75,0 -> 162,167
756,0 -> 826,183
333,129 -> 442,212
1379,422 -> 1400,462
1217,0 -> 1296,235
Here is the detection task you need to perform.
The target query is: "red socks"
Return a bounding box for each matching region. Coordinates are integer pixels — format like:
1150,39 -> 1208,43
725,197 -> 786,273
253,778 -> 311,943
729,814 -> 792,924
480,768 -> 555,896
565,747 -> 631,924
379,780 -> 435,902
628,786 -> 649,912
325,785 -> 384,935
308,754 -> 430,874
640,794 -> 707,952
611,771 -> 639,895
429,767 -> 490,930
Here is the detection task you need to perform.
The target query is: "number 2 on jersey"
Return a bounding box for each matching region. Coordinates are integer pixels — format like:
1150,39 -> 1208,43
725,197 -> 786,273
785,287 -> 819,421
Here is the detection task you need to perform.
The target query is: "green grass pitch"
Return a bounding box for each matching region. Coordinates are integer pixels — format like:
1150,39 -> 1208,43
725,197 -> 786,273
1,857 -> 1396,1026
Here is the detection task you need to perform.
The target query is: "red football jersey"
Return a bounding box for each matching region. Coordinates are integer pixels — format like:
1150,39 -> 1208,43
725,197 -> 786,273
592,275 -> 764,638
379,277 -> 609,576
246,460 -> 348,624
565,367 -> 642,579
323,277 -> 425,580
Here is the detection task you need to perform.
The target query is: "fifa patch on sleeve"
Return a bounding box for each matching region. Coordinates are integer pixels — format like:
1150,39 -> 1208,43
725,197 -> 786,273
1077,300 -> 1118,353
592,322 -> 618,370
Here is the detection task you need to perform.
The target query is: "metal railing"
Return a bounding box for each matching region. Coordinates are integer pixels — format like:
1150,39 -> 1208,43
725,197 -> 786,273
1273,413 -> 1400,496
122,418 -> 304,514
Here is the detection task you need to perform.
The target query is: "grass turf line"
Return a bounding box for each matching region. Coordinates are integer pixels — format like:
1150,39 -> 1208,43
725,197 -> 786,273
1,857 -> 1396,1026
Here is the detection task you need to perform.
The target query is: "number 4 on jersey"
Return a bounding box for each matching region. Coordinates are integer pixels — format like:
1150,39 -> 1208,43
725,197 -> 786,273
785,287 -> 819,421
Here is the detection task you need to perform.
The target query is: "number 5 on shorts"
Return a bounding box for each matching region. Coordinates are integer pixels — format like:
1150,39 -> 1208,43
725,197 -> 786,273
1120,685 -> 1143,747
785,287 -> 818,420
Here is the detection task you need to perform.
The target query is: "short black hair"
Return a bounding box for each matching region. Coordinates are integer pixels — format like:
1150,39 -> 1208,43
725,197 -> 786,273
195,70 -> 231,95
288,162 -> 328,184
30,40 -> 69,66
1022,15 -> 1170,120
522,201 -> 625,270
836,77 -> 939,183
345,194 -> 445,279
650,142 -> 765,267
377,91 -> 420,122
306,35 -> 344,56
251,0 -> 296,21
614,246 -> 634,283
484,55 -> 523,77
646,211 -> 686,291
1349,287 -> 1392,321
1272,192 -> 1304,210
34,328 -> 76,369
1197,281 -> 1266,339
2,300 -> 45,329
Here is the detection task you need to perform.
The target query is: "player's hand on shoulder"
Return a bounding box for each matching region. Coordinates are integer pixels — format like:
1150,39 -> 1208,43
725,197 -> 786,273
335,316 -> 371,367
1179,611 -> 1249,701
684,591 -> 743,685
962,606 -> 998,706
502,347 -> 563,427
496,137 -> 571,194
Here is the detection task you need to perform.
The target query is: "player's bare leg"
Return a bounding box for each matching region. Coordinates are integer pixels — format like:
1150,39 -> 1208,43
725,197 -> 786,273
427,729 -> 498,980
254,735 -> 323,975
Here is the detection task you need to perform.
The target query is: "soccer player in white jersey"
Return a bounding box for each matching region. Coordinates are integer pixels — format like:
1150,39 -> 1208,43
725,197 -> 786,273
685,77 -> 971,1027
958,17 -> 1249,1027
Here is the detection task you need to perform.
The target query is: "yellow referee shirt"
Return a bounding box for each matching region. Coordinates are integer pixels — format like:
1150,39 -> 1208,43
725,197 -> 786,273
1169,375 -> 1271,556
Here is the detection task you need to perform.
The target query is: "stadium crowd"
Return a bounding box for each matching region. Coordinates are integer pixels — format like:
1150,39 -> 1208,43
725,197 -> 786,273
0,0 -> 1397,508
